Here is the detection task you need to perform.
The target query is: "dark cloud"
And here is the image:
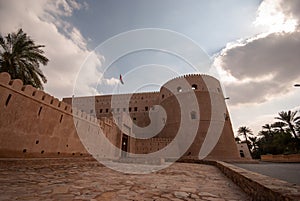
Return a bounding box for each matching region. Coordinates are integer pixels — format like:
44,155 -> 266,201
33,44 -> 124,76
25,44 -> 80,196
218,31 -> 300,105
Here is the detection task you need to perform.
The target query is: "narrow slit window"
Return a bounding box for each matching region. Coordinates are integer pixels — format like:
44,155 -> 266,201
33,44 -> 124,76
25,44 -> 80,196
5,94 -> 12,107
38,106 -> 42,116
60,114 -> 63,123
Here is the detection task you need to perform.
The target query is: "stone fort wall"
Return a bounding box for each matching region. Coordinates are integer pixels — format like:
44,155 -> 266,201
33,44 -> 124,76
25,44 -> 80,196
63,74 -> 241,160
0,72 -> 120,158
0,71 -> 241,160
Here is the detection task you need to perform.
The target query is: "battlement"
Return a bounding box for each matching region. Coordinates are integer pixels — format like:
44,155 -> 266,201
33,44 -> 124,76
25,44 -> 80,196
0,72 -> 111,158
0,72 -> 99,125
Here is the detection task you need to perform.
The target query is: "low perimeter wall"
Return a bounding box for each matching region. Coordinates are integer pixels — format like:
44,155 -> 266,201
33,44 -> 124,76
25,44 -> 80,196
261,154 -> 300,163
179,159 -> 300,200
215,161 -> 300,201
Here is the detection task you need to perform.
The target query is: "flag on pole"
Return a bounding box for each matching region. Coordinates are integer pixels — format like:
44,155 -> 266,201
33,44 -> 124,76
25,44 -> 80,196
119,74 -> 124,85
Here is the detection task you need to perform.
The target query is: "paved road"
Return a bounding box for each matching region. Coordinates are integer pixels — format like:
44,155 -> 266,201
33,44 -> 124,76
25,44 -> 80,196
234,162 -> 300,185
0,158 -> 250,200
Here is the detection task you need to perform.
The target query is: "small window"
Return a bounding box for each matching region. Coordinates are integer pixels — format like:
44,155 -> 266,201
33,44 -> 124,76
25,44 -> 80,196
192,84 -> 197,90
133,117 -> 136,121
162,94 -> 165,99
5,94 -> 12,107
38,106 -> 42,116
100,109 -> 103,113
123,108 -> 126,112
191,111 -> 197,120
134,107 -> 137,111
177,87 -> 182,92
60,114 -> 63,123
106,108 -> 108,113
240,150 -> 245,158
90,109 -> 93,114
129,107 -> 132,112
145,106 -> 148,111
217,88 -> 221,93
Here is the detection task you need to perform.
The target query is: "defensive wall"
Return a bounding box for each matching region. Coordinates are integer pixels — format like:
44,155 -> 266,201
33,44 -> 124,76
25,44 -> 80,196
0,72 -> 123,158
63,74 -> 242,161
0,71 -> 244,161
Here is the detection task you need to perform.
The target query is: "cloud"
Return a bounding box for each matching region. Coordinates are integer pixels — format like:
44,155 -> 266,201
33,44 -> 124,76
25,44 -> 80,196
215,0 -> 300,106
0,0 -> 115,99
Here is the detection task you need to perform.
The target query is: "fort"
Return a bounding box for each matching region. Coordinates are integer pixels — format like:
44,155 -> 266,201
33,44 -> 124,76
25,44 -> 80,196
2,71 -> 300,200
0,71 -> 242,161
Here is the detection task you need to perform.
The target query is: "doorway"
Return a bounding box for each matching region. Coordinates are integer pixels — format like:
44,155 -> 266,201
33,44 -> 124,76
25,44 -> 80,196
121,134 -> 128,157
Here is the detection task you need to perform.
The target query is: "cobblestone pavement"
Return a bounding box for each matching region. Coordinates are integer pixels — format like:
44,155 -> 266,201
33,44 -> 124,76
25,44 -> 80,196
0,158 -> 250,201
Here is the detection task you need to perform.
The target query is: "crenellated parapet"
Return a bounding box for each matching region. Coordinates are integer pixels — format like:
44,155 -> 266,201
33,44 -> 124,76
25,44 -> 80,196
0,72 -> 107,158
0,72 -> 100,125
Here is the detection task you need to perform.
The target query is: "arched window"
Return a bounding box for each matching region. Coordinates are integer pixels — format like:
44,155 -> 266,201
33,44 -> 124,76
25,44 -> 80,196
192,84 -> 197,90
177,87 -> 182,92
190,111 -> 197,120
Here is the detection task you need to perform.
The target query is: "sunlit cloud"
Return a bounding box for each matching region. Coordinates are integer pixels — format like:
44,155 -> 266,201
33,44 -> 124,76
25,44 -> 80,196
254,0 -> 298,33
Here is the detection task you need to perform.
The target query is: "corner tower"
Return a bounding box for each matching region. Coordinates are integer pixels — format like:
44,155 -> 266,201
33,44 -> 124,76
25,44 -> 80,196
157,74 -> 240,160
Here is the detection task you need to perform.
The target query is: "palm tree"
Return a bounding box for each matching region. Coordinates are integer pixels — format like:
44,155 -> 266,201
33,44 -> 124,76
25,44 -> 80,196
275,110 -> 300,140
234,137 -> 241,143
295,121 -> 300,136
262,124 -> 272,133
249,136 -> 258,151
271,122 -> 286,133
237,126 -> 253,148
0,29 -> 49,89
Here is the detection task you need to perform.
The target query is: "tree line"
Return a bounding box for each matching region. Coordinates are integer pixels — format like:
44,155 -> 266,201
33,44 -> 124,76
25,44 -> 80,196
236,110 -> 300,159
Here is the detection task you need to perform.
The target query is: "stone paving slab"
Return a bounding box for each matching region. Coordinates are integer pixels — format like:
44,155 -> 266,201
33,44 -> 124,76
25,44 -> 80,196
0,158 -> 250,201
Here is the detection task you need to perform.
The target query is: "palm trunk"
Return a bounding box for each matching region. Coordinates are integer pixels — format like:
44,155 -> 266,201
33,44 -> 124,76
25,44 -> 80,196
289,123 -> 298,140
244,132 -> 250,149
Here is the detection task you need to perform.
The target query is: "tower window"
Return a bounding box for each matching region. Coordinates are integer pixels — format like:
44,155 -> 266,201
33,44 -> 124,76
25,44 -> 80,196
191,111 -> 197,120
192,84 -> 197,90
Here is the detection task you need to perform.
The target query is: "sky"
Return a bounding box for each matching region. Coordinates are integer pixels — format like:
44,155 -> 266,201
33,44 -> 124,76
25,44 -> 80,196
0,0 -> 300,137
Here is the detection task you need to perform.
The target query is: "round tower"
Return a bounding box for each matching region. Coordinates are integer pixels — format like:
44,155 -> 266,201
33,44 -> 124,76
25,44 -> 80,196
157,74 -> 240,160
